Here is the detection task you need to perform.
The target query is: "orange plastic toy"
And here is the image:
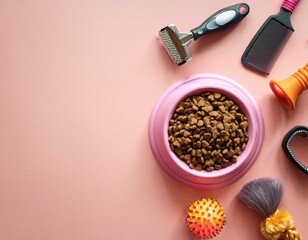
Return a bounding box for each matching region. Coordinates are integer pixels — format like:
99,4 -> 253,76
269,63 -> 308,110
186,198 -> 225,239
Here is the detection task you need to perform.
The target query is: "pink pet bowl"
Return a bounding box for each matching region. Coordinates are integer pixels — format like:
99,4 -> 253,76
148,74 -> 264,189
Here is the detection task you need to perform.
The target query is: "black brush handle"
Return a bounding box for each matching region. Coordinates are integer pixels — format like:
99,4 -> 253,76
191,3 -> 249,41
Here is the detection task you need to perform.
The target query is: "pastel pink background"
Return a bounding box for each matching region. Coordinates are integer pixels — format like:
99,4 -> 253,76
0,1 -> 307,239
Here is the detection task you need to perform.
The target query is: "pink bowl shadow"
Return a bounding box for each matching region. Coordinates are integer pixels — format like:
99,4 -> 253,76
148,74 -> 265,189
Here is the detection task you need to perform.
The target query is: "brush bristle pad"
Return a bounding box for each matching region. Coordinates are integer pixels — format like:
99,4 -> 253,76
245,19 -> 292,74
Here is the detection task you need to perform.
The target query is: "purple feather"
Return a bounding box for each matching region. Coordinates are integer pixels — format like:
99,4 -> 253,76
238,177 -> 284,217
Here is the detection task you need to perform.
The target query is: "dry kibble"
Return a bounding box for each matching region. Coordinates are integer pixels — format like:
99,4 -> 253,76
216,139 -> 223,145
195,164 -> 203,171
207,94 -> 215,101
204,133 -> 212,141
209,111 -> 219,117
197,120 -> 204,127
212,130 -> 220,139
190,117 -> 198,125
231,123 -> 239,131
197,99 -> 206,107
182,116 -> 188,123
191,149 -> 196,157
240,121 -> 248,129
214,92 -> 221,99
173,140 -> 181,148
234,146 -> 241,154
218,105 -> 226,113
223,116 -> 232,123
192,104 -> 199,112
232,156 -> 238,163
201,140 -> 209,148
168,92 -> 249,171
183,130 -> 191,137
217,123 -> 224,130
184,138 -> 191,145
215,164 -> 222,170
175,106 -> 184,113
206,125 -> 213,132
203,105 -> 213,113
233,138 -> 241,145
227,150 -> 235,158
207,166 -> 215,172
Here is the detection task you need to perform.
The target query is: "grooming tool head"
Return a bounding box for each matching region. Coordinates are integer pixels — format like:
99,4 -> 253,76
242,0 -> 301,74
242,18 -> 293,75
159,24 -> 193,66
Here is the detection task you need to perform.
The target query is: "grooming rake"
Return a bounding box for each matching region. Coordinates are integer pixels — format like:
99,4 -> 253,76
159,3 -> 250,66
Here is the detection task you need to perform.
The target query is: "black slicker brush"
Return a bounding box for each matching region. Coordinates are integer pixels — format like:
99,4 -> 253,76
238,177 -> 301,240
242,0 -> 301,74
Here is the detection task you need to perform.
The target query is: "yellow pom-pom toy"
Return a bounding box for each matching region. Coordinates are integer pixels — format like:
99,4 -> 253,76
186,198 -> 225,239
238,178 -> 301,240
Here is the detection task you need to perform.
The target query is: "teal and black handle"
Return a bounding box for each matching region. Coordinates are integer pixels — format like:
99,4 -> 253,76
191,3 -> 250,40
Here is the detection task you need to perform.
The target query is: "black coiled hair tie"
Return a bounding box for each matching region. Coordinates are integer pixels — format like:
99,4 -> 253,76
282,126 -> 308,174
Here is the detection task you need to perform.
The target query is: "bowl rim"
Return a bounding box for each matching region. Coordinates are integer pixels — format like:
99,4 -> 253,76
149,74 -> 265,188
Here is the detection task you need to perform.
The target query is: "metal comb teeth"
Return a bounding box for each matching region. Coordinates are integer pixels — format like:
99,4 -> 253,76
159,25 -> 192,66
159,29 -> 183,65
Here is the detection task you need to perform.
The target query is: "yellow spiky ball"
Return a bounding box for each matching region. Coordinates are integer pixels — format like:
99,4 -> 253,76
186,198 -> 225,239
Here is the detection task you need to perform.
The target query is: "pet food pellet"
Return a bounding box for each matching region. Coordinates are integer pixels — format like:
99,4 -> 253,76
212,130 -> 220,139
203,133 -> 211,141
207,94 -> 214,101
197,120 -> 204,127
197,99 -> 206,107
168,92 -> 249,172
214,92 -> 221,99
183,130 -> 190,137
203,105 -> 213,113
234,138 -> 241,145
209,111 -> 219,117
218,105 -> 226,113
217,123 -> 224,130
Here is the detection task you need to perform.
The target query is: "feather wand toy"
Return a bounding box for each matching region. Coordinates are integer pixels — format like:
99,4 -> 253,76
238,177 -> 301,240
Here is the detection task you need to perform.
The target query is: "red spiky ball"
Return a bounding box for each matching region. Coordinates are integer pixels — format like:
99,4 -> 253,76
186,198 -> 225,239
